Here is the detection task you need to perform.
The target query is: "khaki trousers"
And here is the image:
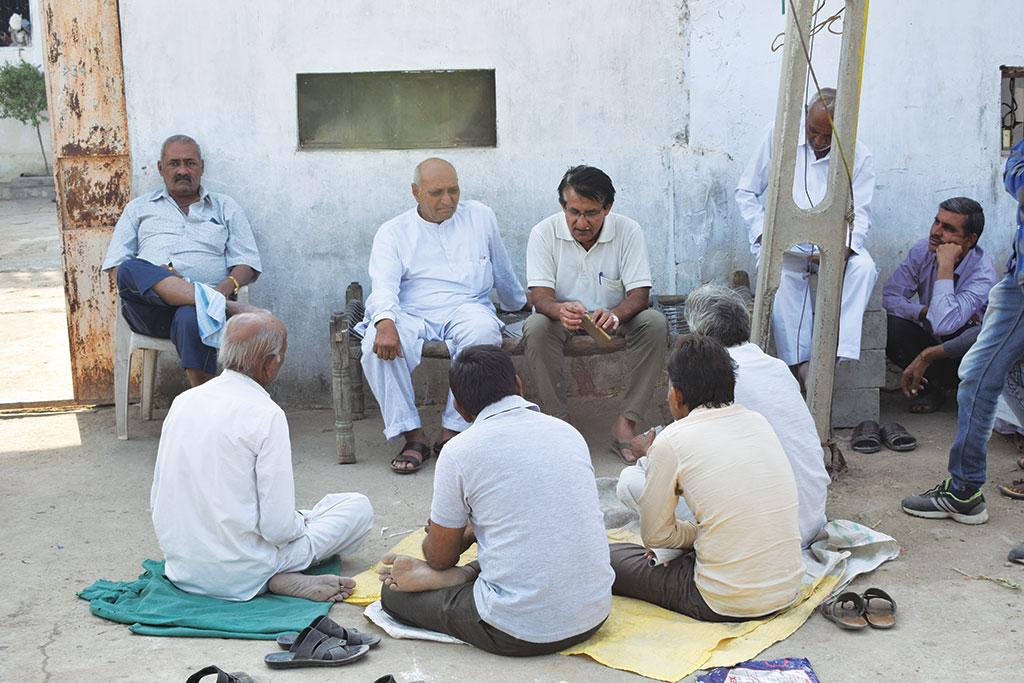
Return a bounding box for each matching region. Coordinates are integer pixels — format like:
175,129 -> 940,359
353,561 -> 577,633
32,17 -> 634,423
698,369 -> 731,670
523,308 -> 668,422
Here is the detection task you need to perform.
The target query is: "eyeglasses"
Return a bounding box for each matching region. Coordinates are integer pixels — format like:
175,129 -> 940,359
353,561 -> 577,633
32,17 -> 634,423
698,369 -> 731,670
564,207 -> 604,220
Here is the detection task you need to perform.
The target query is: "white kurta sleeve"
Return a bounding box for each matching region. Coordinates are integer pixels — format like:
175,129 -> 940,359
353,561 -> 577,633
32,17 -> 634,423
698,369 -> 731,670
485,208 -> 527,312
363,225 -> 404,325
735,129 -> 773,255
254,409 -> 305,546
845,144 -> 875,254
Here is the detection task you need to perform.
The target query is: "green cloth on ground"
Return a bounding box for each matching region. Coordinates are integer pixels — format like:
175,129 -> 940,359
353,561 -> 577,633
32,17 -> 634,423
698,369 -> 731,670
77,558 -> 338,639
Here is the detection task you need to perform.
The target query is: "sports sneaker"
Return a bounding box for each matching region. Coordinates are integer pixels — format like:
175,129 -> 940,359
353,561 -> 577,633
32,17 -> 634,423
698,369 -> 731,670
1009,542 -> 1024,565
901,479 -> 988,525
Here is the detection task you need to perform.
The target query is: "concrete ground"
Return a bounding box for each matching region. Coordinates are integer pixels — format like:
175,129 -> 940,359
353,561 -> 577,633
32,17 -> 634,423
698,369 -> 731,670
0,198 -> 73,404
1,394 -> 1023,682
1,197 -> 1022,681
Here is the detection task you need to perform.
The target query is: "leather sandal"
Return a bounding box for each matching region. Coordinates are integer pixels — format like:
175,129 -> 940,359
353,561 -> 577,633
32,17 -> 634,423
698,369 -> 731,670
851,420 -> 881,453
277,615 -> 382,650
818,591 -> 867,630
264,626 -> 370,669
997,479 -> 1024,500
185,666 -> 254,683
391,441 -> 432,474
861,587 -> 897,629
880,422 -> 917,452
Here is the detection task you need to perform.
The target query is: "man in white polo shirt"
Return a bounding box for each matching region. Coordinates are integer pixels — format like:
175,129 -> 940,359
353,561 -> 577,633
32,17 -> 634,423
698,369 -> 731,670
523,166 -> 668,463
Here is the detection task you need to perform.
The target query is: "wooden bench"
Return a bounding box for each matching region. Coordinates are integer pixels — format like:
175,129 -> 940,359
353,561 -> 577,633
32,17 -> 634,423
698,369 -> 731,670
330,281 -> 695,463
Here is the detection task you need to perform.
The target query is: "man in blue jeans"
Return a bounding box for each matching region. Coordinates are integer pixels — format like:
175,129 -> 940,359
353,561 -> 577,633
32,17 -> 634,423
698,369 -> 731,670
902,139 -> 1024,548
102,134 -> 261,386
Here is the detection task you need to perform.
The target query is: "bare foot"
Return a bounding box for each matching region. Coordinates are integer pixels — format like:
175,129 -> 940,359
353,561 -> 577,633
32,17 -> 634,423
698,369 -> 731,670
268,572 -> 356,602
629,428 -> 658,458
377,553 -> 475,593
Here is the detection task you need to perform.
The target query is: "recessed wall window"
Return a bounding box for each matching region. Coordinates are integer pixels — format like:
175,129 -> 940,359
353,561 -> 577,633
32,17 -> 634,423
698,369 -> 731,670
1002,66 -> 1024,153
297,69 -> 497,150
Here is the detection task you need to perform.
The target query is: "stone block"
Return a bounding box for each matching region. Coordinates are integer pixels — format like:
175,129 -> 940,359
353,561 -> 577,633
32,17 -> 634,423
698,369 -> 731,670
867,282 -> 883,311
860,309 -> 887,350
831,386 -> 879,428
835,349 -> 886,389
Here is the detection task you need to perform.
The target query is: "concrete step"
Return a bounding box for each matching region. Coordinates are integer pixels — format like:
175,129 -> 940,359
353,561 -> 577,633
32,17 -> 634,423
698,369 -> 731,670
0,175 -> 55,201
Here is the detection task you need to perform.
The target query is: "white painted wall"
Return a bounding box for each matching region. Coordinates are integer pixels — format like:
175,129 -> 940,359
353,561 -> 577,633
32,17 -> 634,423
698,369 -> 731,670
0,0 -> 51,181
116,0 -> 1024,406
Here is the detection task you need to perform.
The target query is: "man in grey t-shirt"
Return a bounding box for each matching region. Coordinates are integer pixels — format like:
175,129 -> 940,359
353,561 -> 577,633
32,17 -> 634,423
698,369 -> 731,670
378,346 -> 613,656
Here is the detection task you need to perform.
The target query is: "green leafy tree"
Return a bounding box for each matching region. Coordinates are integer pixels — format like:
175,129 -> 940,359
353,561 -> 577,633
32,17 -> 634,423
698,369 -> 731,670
0,60 -> 49,175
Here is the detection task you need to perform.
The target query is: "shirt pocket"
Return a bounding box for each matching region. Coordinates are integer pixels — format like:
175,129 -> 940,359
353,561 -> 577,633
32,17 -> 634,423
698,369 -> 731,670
189,220 -> 228,255
462,255 -> 493,292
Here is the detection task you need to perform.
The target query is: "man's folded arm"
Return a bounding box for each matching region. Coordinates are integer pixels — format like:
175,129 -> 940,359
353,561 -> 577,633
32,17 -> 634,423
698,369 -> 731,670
102,202 -> 141,271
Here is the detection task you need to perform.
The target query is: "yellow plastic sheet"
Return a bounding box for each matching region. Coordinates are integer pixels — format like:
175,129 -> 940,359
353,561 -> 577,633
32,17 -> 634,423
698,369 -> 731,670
346,528 -> 838,682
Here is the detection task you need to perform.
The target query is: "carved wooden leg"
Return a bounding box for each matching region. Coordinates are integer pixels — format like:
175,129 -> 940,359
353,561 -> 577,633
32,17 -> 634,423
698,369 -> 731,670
331,312 -> 356,464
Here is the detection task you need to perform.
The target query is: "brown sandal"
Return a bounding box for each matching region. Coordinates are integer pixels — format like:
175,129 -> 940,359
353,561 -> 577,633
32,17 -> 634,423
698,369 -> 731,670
391,441 -> 432,474
861,588 -> 897,629
818,591 -> 867,630
997,479 -> 1024,500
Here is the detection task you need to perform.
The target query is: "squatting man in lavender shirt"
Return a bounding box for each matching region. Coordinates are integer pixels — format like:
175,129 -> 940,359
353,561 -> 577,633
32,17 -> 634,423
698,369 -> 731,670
882,197 -> 996,413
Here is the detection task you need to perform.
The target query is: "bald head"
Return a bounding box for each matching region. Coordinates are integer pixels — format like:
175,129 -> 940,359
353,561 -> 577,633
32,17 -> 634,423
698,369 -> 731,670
219,311 -> 288,385
412,158 -> 460,223
805,88 -> 837,159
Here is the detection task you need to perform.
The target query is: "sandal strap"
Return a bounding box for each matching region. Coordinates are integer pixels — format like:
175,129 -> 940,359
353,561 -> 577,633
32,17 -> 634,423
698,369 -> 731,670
861,587 -> 897,612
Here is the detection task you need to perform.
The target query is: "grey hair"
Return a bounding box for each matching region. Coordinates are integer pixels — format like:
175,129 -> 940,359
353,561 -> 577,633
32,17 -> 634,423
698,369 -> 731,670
412,157 -> 454,185
218,313 -> 285,378
684,284 -> 751,348
161,134 -> 202,159
807,87 -> 837,113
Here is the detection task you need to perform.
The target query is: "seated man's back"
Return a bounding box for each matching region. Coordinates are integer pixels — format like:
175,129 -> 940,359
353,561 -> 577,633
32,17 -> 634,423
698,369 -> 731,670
731,342 -> 830,545
432,395 -> 613,641
152,370 -> 301,599
644,403 -> 805,617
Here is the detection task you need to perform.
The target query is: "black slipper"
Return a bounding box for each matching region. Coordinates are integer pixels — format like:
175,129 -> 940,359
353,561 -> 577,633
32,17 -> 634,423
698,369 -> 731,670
264,626 -> 370,669
880,422 -> 917,452
277,615 -> 382,649
851,420 -> 881,453
185,666 -> 254,683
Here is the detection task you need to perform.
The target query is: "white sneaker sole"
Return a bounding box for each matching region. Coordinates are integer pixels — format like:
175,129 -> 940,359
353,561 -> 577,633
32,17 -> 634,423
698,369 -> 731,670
901,505 -> 989,524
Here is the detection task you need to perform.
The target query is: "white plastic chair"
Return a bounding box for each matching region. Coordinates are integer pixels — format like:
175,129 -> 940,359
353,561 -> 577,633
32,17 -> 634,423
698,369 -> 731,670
114,287 -> 248,440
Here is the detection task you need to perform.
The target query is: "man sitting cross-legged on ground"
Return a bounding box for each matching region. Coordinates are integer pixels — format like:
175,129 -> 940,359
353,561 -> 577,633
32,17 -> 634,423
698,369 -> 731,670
620,284 -> 830,547
151,311 -> 374,601
610,334 -> 804,621
883,197 -> 996,413
378,345 -> 613,656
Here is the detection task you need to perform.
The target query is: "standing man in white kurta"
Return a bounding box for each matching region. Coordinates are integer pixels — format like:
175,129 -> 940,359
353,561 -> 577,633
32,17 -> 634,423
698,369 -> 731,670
735,88 -> 878,384
357,158 -> 527,474
151,311 -> 374,602
523,166 -> 668,463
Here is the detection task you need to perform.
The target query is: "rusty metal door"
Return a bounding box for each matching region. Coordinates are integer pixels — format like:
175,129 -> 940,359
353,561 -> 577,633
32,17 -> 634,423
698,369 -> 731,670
39,0 -> 131,403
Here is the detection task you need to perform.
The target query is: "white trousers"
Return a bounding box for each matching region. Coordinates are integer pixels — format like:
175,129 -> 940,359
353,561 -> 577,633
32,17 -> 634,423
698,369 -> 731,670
768,247 -> 878,365
360,303 -> 502,440
616,458 -> 697,524
275,493 -> 374,574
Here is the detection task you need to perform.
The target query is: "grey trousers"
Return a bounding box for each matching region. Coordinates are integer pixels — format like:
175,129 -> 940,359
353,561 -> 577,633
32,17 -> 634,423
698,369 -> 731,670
380,570 -> 605,657
609,543 -> 752,622
523,308 -> 669,422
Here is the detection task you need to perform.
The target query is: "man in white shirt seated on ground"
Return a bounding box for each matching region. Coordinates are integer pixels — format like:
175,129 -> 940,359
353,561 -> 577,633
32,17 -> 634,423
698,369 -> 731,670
735,87 -> 878,387
377,345 -> 613,656
357,158 -> 527,474
151,311 -> 374,601
620,284 -> 830,547
610,334 -> 804,621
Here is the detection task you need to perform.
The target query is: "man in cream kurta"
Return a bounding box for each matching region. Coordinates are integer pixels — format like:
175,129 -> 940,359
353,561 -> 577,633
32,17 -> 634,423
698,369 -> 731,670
524,166 -> 668,462
357,158 -> 526,472
735,88 -> 878,378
